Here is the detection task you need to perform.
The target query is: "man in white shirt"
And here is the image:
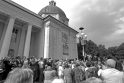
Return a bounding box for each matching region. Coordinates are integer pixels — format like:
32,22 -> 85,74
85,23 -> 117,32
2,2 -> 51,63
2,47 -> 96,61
99,59 -> 124,83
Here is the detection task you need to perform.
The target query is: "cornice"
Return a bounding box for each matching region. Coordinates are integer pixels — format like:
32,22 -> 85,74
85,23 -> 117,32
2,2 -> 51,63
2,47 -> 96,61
2,0 -> 43,20
43,15 -> 78,34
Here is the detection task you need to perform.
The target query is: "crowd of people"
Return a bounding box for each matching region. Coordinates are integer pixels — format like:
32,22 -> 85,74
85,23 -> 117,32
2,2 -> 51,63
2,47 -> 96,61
0,55 -> 124,83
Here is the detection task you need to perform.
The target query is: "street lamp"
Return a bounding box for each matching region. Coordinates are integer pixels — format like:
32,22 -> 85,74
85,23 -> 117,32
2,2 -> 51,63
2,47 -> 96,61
76,27 -> 87,61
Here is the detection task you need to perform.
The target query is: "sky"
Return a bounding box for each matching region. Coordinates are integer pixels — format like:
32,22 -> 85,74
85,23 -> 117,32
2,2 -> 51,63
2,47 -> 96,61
11,0 -> 124,48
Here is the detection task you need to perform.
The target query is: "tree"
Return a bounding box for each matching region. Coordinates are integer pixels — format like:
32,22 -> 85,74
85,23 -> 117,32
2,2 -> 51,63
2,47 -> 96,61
116,43 -> 124,59
97,44 -> 108,60
107,43 -> 124,60
85,40 -> 98,57
108,46 -> 117,57
77,40 -> 98,60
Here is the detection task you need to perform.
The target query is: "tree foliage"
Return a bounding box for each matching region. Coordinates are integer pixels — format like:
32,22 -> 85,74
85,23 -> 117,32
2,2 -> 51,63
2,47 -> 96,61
97,44 -> 108,59
77,40 -> 124,60
85,40 -> 98,56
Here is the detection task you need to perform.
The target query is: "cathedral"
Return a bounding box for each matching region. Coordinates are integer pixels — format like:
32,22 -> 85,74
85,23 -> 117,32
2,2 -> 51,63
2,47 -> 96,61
0,0 -> 78,59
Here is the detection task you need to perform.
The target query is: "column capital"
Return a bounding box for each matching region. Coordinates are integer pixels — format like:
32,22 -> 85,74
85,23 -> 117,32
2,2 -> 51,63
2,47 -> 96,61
9,15 -> 16,19
45,21 -> 51,28
24,23 -> 33,31
27,23 -> 33,26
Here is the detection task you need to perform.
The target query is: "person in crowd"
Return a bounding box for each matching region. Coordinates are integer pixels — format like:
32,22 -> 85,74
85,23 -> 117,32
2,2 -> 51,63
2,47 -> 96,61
71,61 -> 75,69
47,59 -> 53,67
1,59 -> 13,80
1,54 -> 124,83
30,58 -> 40,83
97,63 -> 107,77
72,63 -> 85,83
22,60 -> 30,68
38,57 -> 45,83
51,60 -> 57,71
4,68 -> 33,83
52,73 -> 64,83
85,61 -> 98,79
58,62 -> 64,79
63,63 -> 73,83
44,66 -> 57,83
0,59 -> 5,81
122,60 -> 124,71
99,59 -> 124,83
115,61 -> 123,71
80,61 -> 85,71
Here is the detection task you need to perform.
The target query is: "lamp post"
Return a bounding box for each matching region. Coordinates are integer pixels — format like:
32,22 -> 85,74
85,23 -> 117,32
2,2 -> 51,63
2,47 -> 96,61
76,27 -> 87,61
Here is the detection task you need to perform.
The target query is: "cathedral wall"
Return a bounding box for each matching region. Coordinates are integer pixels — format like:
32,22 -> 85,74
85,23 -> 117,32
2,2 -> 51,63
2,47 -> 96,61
37,28 -> 45,58
49,27 -> 54,59
49,21 -> 78,59
30,31 -> 39,58
30,28 -> 45,58
69,32 -> 78,59
49,25 -> 63,59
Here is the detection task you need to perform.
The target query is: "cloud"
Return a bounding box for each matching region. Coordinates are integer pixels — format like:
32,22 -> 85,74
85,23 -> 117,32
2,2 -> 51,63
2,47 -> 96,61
70,0 -> 124,47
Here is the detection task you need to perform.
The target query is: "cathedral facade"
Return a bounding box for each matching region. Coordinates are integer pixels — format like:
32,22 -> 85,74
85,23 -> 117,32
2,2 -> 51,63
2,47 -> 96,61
0,0 -> 78,59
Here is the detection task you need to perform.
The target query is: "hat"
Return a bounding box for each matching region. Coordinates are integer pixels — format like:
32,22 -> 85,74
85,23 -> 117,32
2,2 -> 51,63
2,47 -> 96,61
106,59 -> 116,68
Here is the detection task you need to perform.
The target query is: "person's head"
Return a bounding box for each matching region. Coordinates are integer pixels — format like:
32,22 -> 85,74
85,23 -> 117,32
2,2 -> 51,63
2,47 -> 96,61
46,66 -> 52,71
64,63 -> 69,68
40,57 -> 43,61
105,59 -> 116,68
5,68 -> 33,83
22,60 -> 29,68
115,61 -> 123,71
86,61 -> 92,67
75,63 -> 80,67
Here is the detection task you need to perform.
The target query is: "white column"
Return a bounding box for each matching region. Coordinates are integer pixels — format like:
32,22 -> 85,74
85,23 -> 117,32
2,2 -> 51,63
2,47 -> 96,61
0,16 -> 15,59
18,28 -> 26,57
0,22 -> 7,51
44,21 -> 50,58
23,24 -> 32,58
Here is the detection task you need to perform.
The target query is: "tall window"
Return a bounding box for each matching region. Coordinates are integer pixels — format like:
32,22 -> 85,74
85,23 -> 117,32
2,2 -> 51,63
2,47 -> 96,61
11,28 -> 18,43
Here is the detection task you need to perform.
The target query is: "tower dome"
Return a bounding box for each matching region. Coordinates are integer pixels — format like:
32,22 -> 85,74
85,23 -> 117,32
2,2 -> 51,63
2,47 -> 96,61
38,0 -> 69,25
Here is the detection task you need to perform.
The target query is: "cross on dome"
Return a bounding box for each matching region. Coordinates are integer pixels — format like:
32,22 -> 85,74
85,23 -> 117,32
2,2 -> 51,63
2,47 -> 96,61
49,0 -> 56,6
